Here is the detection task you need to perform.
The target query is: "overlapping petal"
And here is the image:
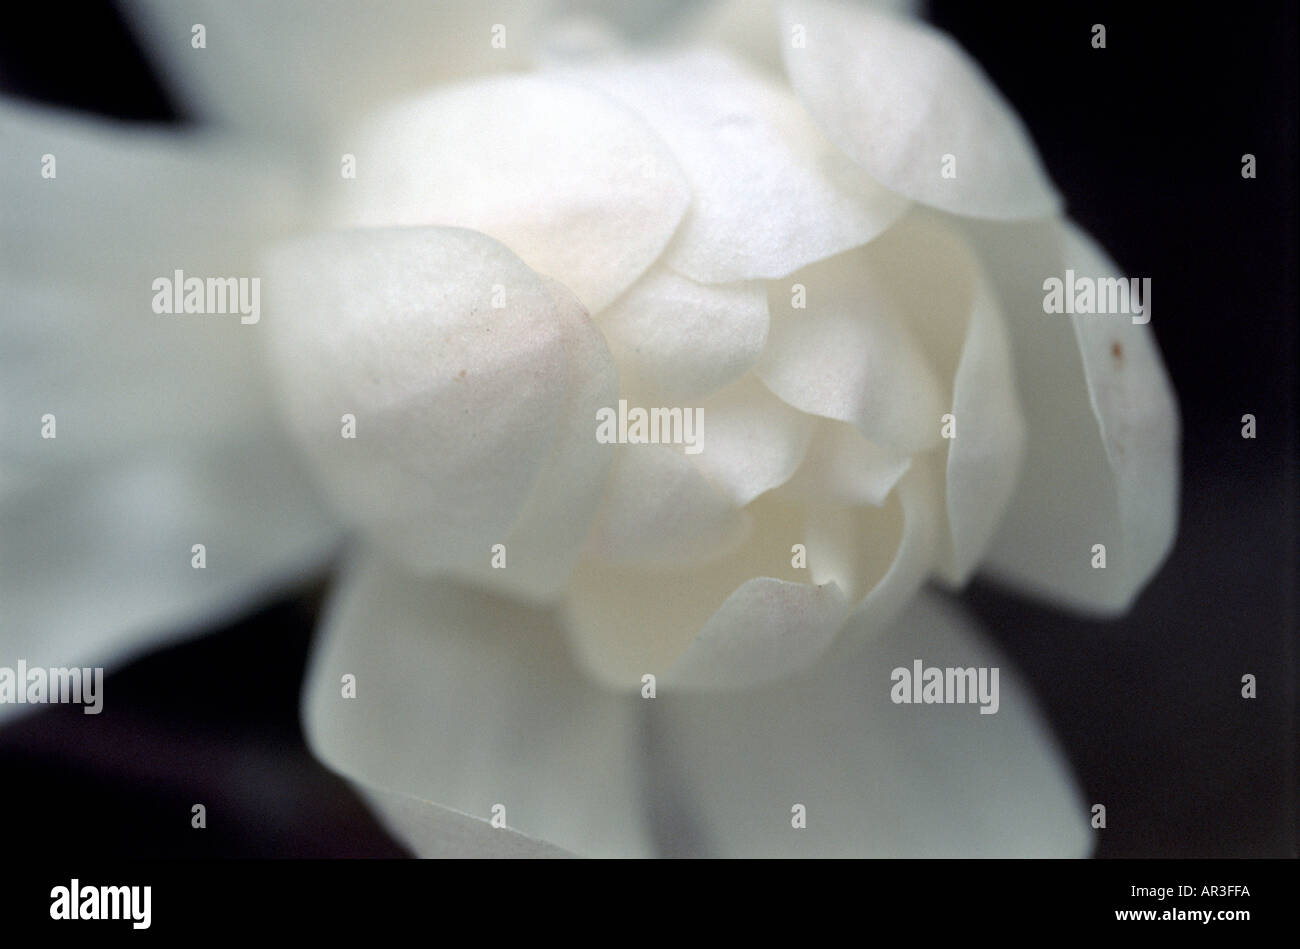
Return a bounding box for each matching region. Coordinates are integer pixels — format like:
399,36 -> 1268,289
644,590 -> 1092,856
331,74 -> 691,313
556,48 -> 908,283
965,218 -> 1180,613
779,0 -> 1060,219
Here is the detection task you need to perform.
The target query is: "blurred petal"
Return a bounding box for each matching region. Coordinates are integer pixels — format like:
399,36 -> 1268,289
332,74 -> 690,312
353,786 -> 575,859
302,552 -> 654,858
123,1 -> 555,141
264,227 -> 594,577
0,101 -> 338,686
965,218 -> 1180,614
598,267 -> 768,402
676,0 -> 924,75
0,433 -> 338,723
646,590 -> 1091,856
557,48 -> 907,283
756,246 -> 947,455
779,0 -> 1060,219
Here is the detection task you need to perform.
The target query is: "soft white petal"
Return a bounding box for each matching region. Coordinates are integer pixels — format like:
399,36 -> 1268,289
1,100 -> 339,685
586,444 -> 752,568
857,214 -> 1026,583
598,267 -> 768,402
675,0 -> 925,75
124,1 -> 555,142
264,227 -> 580,575
773,418 -> 912,509
965,218 -> 1180,614
442,279 -> 619,603
668,578 -> 850,690
687,376 -> 816,507
756,246 -> 947,455
0,434 -> 338,723
331,74 -> 690,313
565,466 -> 935,691
779,0 -> 1060,219
645,590 -> 1092,856
557,48 -> 908,283
302,552 -> 654,858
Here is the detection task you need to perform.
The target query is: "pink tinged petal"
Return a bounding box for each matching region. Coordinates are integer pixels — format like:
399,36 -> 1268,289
123,1 -> 554,141
645,591 -> 1092,856
756,246 -> 947,455
687,376 -> 816,507
598,267 -> 769,403
585,444 -> 753,569
331,75 -> 690,313
861,214 -> 1027,584
556,48 -> 908,283
966,218 -> 1180,614
302,553 -> 654,858
264,227 -> 577,575
779,0 -> 1060,220
442,279 -> 618,603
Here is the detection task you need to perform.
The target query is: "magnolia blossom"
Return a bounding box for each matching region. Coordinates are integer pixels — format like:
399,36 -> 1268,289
0,0 -> 1178,857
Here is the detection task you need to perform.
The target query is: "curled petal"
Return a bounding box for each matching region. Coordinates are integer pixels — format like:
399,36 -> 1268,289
965,218 -> 1180,614
757,246 -> 947,455
779,0 -> 1060,219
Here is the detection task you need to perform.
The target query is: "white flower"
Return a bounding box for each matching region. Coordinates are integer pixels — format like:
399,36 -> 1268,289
1,0 -> 1178,857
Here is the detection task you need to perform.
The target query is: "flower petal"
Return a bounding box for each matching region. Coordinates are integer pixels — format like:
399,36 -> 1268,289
441,279 -> 619,603
687,376 -> 816,507
965,218 -> 1180,614
858,214 -> 1026,583
585,444 -> 753,569
264,227 -> 590,577
301,552 -> 654,858
756,246 -> 947,455
557,48 -> 908,283
0,433 -> 338,724
598,267 -> 768,402
645,590 -> 1091,856
0,100 -> 339,692
773,418 -> 912,509
779,0 -> 1060,219
331,74 -> 690,313
565,464 -> 936,692
123,1 -> 553,140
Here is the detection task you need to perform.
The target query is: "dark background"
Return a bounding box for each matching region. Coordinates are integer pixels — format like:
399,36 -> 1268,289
0,1 -> 1294,857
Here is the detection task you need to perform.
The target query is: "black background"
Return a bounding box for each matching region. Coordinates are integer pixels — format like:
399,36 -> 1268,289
0,1 -> 1295,857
